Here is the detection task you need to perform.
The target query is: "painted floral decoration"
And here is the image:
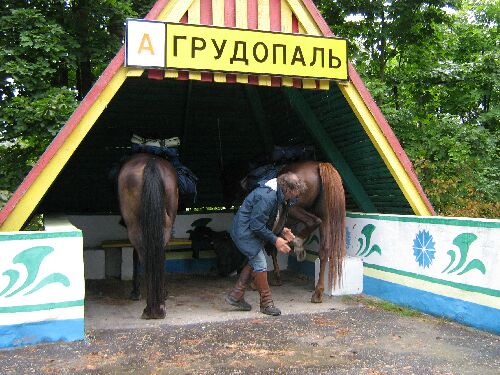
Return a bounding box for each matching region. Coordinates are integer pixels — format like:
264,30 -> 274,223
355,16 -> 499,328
345,227 -> 351,250
413,230 -> 436,268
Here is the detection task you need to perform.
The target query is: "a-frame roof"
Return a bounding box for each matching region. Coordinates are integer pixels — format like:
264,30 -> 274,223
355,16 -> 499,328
0,0 -> 434,231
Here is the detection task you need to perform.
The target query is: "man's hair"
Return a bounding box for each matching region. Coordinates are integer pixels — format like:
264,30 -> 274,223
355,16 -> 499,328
277,172 -> 307,196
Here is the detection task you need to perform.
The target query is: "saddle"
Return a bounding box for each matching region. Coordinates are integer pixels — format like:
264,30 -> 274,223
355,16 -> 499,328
131,134 -> 181,148
129,135 -> 198,202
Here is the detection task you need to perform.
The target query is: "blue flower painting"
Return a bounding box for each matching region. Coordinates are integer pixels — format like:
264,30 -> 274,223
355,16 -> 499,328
413,230 -> 436,268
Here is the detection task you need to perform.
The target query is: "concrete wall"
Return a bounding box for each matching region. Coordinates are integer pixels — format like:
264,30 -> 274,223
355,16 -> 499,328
288,212 -> 500,334
3,211 -> 497,349
0,216 -> 85,348
72,213 -> 288,279
346,213 -> 500,334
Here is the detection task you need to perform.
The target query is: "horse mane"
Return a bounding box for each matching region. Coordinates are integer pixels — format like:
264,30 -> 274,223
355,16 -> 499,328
318,162 -> 346,290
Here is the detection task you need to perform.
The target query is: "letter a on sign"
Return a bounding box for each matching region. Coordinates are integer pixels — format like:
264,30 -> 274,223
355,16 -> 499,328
125,19 -> 165,68
138,33 -> 155,55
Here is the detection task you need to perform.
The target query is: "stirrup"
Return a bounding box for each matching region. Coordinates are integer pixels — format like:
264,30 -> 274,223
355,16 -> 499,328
225,295 -> 252,311
260,303 -> 281,316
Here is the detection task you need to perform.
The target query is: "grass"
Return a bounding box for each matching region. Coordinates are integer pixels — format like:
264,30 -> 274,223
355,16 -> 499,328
342,295 -> 423,317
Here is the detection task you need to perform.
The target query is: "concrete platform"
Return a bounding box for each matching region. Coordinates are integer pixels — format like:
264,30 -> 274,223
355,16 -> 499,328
85,271 -> 347,330
1,272 -> 499,374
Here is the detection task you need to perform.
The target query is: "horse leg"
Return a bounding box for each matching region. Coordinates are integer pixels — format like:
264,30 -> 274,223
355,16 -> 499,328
311,216 -> 326,303
130,249 -> 141,300
269,249 -> 282,286
125,223 -> 143,301
288,206 -> 322,261
312,254 -> 326,303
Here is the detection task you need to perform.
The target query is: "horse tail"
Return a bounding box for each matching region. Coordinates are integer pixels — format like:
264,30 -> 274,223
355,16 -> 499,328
140,158 -> 166,311
318,162 -> 346,290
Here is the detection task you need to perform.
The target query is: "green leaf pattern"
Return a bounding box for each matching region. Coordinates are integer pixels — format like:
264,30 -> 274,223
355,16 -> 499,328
0,246 -> 71,298
356,224 -> 382,257
442,233 -> 486,276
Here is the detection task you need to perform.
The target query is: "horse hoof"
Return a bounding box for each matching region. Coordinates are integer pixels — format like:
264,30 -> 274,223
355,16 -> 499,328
269,278 -> 283,286
141,307 -> 166,319
130,291 -> 141,301
311,292 -> 323,304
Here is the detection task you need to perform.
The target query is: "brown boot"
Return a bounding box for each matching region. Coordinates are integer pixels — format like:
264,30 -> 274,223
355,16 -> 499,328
225,264 -> 252,311
252,271 -> 281,316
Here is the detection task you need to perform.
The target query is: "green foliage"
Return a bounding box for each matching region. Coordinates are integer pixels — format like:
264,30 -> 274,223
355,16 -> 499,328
0,0 -> 497,220
0,1 -> 155,208
0,8 -> 77,95
316,0 -> 499,217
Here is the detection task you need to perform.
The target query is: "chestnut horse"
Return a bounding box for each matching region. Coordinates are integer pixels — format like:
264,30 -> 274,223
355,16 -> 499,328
118,153 -> 178,319
243,160 -> 346,303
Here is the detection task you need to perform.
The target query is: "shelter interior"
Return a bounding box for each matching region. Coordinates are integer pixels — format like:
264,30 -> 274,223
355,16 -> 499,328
38,76 -> 413,216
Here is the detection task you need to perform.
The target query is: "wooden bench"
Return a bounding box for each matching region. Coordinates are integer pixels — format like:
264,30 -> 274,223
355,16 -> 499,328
101,238 -> 192,249
100,238 -> 193,280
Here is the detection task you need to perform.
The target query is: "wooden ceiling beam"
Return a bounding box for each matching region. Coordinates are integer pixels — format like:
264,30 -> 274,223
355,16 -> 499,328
244,85 -> 274,154
282,87 -> 377,212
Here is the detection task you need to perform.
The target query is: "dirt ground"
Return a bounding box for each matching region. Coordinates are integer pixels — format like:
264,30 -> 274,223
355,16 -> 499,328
1,271 -> 499,374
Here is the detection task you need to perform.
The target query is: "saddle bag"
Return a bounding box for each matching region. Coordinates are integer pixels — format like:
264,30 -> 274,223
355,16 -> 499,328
271,144 -> 315,163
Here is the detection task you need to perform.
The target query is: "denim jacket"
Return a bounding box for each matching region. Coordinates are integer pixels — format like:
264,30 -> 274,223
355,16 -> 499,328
230,179 -> 285,259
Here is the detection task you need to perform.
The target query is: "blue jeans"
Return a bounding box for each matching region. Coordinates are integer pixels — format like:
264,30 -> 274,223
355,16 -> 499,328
248,249 -> 268,272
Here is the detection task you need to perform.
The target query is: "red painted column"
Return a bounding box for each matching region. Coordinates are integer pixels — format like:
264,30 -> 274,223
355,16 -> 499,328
292,14 -> 302,89
247,0 -> 259,85
225,0 -> 237,83
269,0 -> 282,87
178,12 -> 190,80
200,0 -> 214,82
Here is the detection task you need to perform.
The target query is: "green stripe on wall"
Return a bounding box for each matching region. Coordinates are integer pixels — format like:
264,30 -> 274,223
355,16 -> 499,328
0,231 -> 82,241
0,299 -> 84,313
364,263 -> 500,298
347,212 -> 500,228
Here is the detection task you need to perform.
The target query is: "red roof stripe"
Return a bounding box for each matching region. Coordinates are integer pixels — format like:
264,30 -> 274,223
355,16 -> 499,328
246,0 -> 258,85
269,0 -> 282,87
200,0 -> 213,24
224,0 -> 237,83
269,0 -> 281,31
224,0 -> 236,27
291,13 -> 302,88
200,0 -> 214,82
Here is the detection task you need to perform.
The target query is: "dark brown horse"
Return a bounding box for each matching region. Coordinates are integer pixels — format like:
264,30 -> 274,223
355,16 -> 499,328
118,153 -> 178,319
242,160 -> 346,303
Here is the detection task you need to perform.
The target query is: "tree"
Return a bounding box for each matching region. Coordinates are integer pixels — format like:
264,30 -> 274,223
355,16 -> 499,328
315,0 -> 499,217
0,8 -> 78,198
0,1 -> 156,206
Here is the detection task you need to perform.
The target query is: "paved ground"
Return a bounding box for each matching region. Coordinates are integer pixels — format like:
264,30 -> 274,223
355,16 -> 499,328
1,272 -> 499,374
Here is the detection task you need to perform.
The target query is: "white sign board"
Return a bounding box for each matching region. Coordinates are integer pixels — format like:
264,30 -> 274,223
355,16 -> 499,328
125,19 -> 166,68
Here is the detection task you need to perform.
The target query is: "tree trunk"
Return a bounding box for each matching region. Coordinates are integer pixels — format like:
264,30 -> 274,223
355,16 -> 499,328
73,0 -> 93,99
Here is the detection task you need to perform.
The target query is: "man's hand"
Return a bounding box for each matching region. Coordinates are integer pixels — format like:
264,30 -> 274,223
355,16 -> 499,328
281,227 -> 295,242
275,237 -> 291,254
